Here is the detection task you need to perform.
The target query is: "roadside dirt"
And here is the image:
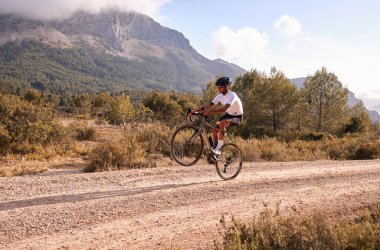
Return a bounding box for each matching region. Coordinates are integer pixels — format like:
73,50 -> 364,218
1,159 -> 380,249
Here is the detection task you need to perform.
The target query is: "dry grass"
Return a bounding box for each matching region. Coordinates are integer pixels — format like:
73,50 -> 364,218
3,118 -> 379,176
232,136 -> 380,162
85,133 -> 152,172
215,204 -> 380,250
0,157 -> 86,177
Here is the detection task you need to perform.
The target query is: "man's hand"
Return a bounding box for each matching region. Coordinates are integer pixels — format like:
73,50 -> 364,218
187,109 -> 194,116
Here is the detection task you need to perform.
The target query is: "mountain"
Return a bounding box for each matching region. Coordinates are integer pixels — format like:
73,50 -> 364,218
0,11 -> 245,94
371,105 -> 380,114
290,77 -> 380,122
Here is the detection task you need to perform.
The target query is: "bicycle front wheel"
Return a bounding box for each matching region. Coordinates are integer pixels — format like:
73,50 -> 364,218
170,125 -> 204,166
215,143 -> 242,180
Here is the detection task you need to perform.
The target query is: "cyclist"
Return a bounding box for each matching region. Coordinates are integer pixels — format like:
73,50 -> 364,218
191,76 -> 243,155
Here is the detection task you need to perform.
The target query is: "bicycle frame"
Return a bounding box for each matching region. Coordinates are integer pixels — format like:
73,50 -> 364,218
188,113 -> 220,151
171,111 -> 243,179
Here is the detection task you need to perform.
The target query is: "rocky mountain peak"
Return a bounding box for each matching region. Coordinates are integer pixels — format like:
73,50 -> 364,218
53,10 -> 194,52
0,10 -> 195,52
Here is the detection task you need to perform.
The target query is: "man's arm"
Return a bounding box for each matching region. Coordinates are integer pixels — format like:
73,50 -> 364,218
189,102 -> 215,115
198,102 -> 215,111
203,104 -> 231,115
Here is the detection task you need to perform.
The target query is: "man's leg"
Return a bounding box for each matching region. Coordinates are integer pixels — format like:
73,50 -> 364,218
215,120 -> 230,150
212,123 -> 219,148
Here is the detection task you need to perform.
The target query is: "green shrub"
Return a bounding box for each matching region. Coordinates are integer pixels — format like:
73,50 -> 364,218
105,94 -> 135,125
143,91 -> 183,126
85,134 -> 149,172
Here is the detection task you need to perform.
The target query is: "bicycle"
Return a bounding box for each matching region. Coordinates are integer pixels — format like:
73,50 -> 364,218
170,109 -> 243,180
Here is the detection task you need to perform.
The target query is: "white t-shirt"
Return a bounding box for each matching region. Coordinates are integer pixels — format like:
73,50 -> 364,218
212,90 -> 243,116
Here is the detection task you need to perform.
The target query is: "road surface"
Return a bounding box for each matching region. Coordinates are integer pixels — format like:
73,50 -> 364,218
1,160 -> 380,249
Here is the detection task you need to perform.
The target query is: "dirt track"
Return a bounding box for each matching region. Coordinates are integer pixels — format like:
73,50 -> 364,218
1,159 -> 380,249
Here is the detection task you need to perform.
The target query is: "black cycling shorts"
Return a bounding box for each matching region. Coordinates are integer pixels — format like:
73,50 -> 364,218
218,113 -> 243,125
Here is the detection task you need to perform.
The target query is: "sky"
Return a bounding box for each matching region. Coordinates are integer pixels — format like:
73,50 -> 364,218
0,0 -> 379,108
159,0 -> 380,109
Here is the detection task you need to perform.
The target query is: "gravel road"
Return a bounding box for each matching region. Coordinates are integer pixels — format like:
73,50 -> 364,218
1,159 -> 380,249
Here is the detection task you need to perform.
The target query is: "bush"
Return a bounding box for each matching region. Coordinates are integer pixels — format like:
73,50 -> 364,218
0,124 -> 11,154
85,134 -> 149,172
134,122 -> 171,156
216,205 -> 380,250
353,143 -> 380,160
258,138 -> 292,161
304,132 -> 334,141
229,135 -> 380,162
143,91 -> 183,126
231,137 -> 261,162
74,126 -> 97,141
105,94 -> 135,125
0,92 -> 69,155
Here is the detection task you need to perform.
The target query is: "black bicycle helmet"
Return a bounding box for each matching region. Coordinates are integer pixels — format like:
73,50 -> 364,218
215,77 -> 232,87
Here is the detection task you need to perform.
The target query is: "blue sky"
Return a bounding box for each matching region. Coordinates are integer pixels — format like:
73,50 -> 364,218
0,0 -> 379,108
158,0 -> 380,108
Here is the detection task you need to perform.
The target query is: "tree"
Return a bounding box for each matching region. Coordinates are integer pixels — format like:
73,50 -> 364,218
143,91 -> 182,126
341,101 -> 371,134
202,79 -> 219,105
233,69 -> 267,137
301,67 -> 348,133
93,92 -> 111,117
74,94 -> 91,116
169,91 -> 200,112
261,67 -> 299,132
232,68 -> 298,136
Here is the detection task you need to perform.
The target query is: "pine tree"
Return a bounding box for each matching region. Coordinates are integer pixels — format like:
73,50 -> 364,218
301,67 -> 349,133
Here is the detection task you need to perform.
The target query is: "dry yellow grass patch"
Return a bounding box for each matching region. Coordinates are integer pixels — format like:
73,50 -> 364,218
0,157 -> 86,177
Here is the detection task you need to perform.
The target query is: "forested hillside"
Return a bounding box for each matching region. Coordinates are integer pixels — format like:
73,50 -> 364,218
0,11 -> 245,95
0,40 -> 211,94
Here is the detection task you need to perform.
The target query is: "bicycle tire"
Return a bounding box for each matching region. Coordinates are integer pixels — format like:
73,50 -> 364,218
215,143 -> 242,180
170,125 -> 204,166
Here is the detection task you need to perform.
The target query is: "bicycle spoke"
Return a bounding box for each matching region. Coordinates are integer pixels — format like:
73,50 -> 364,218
171,125 -> 204,166
215,143 -> 242,180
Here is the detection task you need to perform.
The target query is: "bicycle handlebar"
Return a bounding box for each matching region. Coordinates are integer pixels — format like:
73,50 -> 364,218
187,108 -> 210,123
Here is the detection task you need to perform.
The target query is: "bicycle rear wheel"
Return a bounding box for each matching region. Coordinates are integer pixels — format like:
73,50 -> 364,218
215,143 -> 242,180
170,125 -> 204,166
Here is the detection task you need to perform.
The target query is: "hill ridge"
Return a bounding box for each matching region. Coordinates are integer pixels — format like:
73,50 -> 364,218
0,10 -> 245,94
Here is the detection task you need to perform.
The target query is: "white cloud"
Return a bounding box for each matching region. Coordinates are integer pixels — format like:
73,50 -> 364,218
0,0 -> 170,20
212,15 -> 380,108
273,15 -> 302,37
270,32 -> 380,108
212,26 -> 270,71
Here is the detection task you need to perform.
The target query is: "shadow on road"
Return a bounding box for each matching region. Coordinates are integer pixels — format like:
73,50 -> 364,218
0,180 -> 220,211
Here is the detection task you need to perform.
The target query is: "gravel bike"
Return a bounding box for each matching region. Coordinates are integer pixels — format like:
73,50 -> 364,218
170,110 -> 242,180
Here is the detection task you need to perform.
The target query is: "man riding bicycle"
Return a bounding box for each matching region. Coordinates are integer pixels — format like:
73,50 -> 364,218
190,77 -> 243,155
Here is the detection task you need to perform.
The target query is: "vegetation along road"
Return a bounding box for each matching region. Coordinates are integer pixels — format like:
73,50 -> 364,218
1,159 -> 380,249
